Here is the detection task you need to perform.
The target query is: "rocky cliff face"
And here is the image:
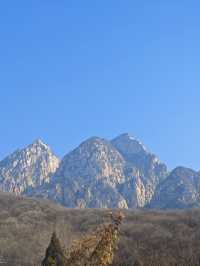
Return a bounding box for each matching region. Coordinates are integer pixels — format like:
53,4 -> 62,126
32,137 -> 128,209
3,133 -> 192,209
111,133 -> 167,206
0,140 -> 60,194
149,167 -> 200,209
27,134 -> 167,209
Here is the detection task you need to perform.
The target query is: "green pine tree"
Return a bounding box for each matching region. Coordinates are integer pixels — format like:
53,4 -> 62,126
42,232 -> 66,266
42,212 -> 124,266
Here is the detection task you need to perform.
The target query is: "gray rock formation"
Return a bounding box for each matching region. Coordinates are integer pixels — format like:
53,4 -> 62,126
0,133 -> 171,209
0,139 -> 60,194
111,133 -> 167,206
149,167 -> 200,209
32,137 -> 128,209
28,134 -> 167,209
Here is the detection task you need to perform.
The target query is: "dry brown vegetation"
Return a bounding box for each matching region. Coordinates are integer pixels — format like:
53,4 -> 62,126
1,192 -> 200,265
42,212 -> 123,266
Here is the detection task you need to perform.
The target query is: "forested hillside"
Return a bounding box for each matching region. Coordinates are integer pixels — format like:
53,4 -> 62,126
1,192 -> 200,265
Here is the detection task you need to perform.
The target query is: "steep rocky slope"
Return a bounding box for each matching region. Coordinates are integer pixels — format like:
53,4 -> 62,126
31,137 -> 128,208
28,134 -> 167,208
0,140 -> 59,194
2,135 -> 200,209
111,133 -> 167,206
149,167 -> 200,209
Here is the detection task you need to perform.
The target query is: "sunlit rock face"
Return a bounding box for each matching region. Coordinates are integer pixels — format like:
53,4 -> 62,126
57,137 -> 126,186
0,134 -> 168,209
36,137 -> 129,209
0,139 -> 60,194
28,134 -> 167,209
149,167 -> 200,209
111,133 -> 167,206
2,134 -> 200,210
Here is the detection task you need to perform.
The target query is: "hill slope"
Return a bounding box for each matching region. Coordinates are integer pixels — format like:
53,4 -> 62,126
1,192 -> 200,266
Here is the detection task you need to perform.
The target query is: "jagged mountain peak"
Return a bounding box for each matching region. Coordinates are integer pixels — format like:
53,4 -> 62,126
31,133 -> 167,209
45,135 -> 128,209
114,132 -> 137,140
149,166 -> 200,209
111,133 -> 149,156
28,138 -> 50,150
79,136 -> 119,149
5,133 -> 199,210
0,140 -> 60,195
63,136 -> 120,162
57,135 -> 125,183
31,138 -> 46,145
80,136 -> 108,145
170,166 -> 196,176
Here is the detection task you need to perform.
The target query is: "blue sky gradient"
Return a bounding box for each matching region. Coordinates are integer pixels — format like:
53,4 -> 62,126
1,1 -> 200,170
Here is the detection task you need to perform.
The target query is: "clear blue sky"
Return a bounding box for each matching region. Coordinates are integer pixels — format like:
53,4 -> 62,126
1,1 -> 200,170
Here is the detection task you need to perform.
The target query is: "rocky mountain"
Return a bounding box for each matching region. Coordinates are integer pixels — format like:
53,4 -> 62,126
111,133 -> 167,206
29,137 -> 128,208
27,134 -> 167,209
0,139 -> 60,194
5,133 -> 200,210
149,167 -> 200,209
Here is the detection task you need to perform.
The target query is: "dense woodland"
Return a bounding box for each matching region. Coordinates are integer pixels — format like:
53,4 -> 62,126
1,193 -> 200,265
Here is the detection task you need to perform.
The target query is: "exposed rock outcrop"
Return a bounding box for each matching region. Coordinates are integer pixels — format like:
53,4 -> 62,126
0,139 -> 59,194
149,167 -> 200,209
28,134 -> 167,209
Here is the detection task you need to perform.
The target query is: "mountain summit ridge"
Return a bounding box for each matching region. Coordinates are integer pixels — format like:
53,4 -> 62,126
0,140 -> 60,194
0,133 -> 199,209
25,133 -> 167,208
